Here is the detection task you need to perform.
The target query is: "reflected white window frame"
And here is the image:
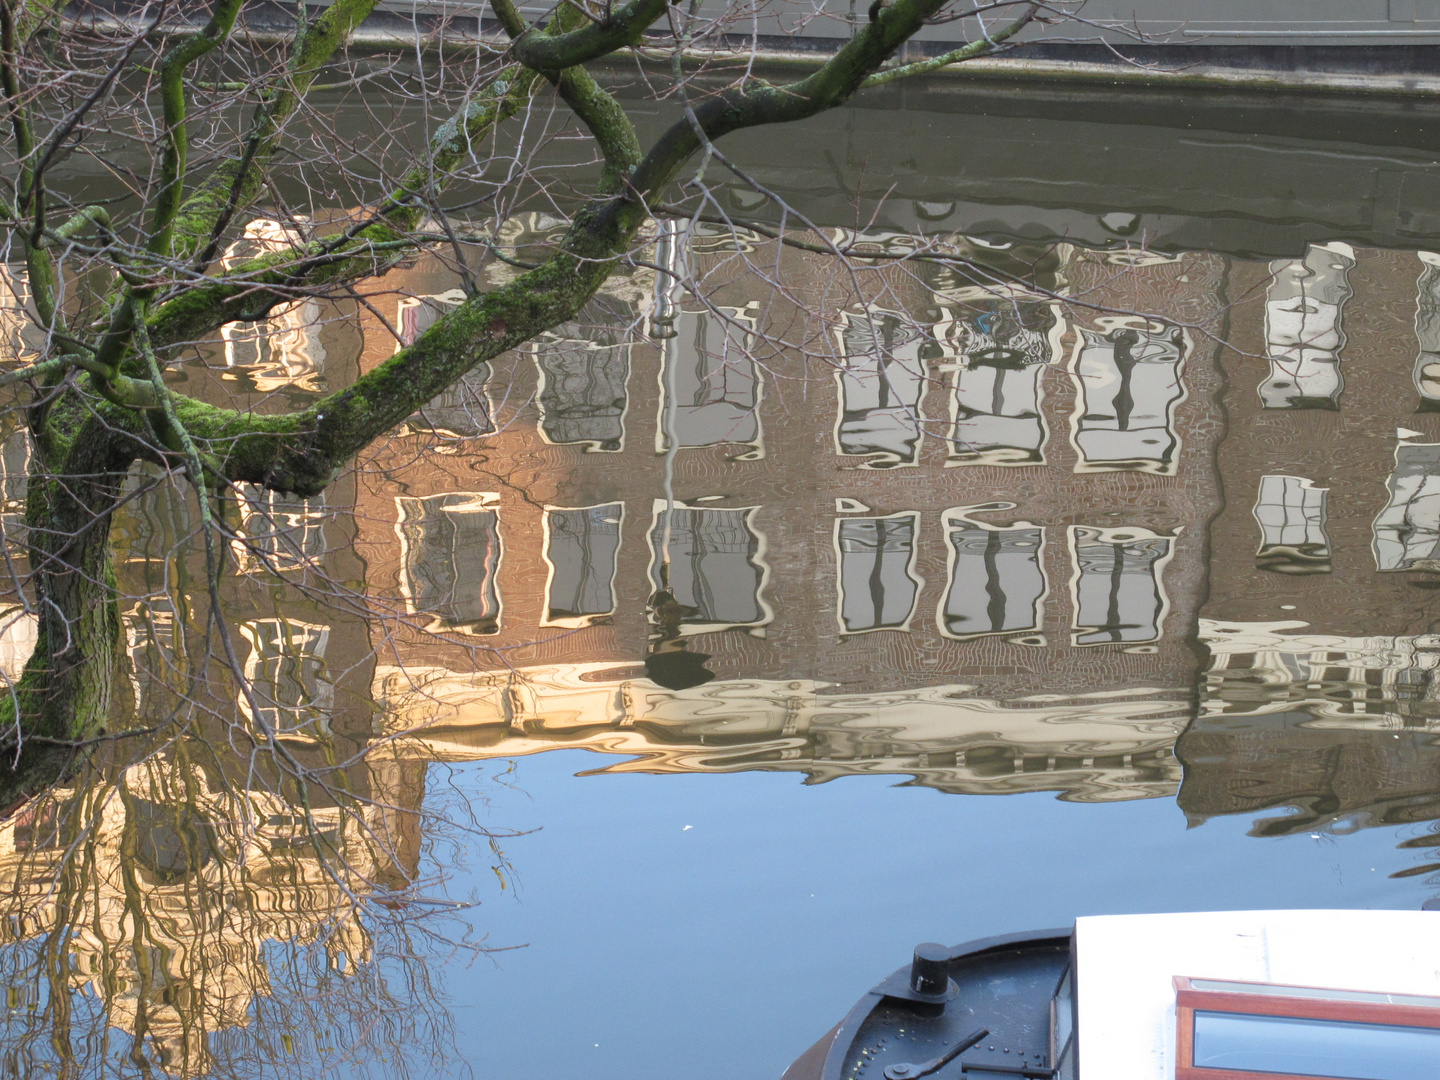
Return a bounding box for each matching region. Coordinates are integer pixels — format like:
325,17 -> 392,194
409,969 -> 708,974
645,499 -> 773,635
395,289 -> 496,440
238,618 -> 333,740
932,298 -> 1067,468
833,306 -> 929,470
231,485 -> 331,576
834,510 -> 924,635
1260,241 -> 1354,411
0,264 -> 39,365
1373,441 -> 1440,573
541,502 -> 625,629
531,328 -> 634,453
1253,474 -> 1330,573
937,507 -> 1048,642
1067,317 -> 1189,476
220,219 -> 326,393
0,423 -> 30,517
653,301 -> 764,460
1068,525 -> 1177,648
1414,251 -> 1440,411
395,491 -> 504,635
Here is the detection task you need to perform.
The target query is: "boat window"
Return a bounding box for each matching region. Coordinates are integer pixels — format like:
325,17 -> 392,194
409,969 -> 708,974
1191,1011 -> 1440,1080
1175,976 -> 1440,1080
1188,981 -> 1440,1008
1050,965 -> 1076,1080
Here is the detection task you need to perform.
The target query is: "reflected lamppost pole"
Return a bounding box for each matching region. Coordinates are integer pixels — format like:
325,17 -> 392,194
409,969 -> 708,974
645,217 -> 714,691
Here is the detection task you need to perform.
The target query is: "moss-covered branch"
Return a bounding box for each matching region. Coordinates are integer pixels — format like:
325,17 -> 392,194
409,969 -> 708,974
861,0 -> 1038,87
495,0 -> 673,71
167,0 -> 382,262
148,0 -> 246,258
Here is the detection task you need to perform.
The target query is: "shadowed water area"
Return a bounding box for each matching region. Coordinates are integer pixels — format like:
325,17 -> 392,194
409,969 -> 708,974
5,72 -> 1440,1078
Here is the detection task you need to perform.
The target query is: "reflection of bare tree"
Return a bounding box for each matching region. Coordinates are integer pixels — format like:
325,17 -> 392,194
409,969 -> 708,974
0,733 -> 465,1079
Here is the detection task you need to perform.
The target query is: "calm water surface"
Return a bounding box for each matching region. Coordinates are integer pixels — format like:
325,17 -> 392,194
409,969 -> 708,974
5,77 -> 1440,1079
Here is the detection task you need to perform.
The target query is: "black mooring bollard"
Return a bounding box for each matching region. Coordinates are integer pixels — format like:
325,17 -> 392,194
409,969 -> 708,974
909,942 -> 950,997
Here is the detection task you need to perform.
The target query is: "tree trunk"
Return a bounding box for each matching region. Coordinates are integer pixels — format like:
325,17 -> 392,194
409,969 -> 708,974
12,416 -> 135,741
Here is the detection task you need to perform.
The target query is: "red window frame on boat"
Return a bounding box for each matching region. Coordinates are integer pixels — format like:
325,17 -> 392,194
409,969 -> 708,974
1173,975 -> 1440,1080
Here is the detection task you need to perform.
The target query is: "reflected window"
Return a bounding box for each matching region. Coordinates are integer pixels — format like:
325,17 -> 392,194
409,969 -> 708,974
942,301 -> 1062,466
535,322 -> 631,452
233,486 -> 330,575
1254,474 -> 1331,575
940,513 -> 1046,638
543,503 -> 623,627
657,306 -> 762,457
1071,321 -> 1187,474
1415,251 -> 1440,411
835,309 -> 926,468
396,493 -> 502,633
1070,526 -> 1173,645
221,220 -> 326,393
836,513 -> 921,633
1261,242 -> 1354,410
1374,442 -> 1440,572
0,425 -> 29,522
397,290 -> 494,438
648,503 -> 768,630
239,619 -> 332,739
0,265 -> 39,364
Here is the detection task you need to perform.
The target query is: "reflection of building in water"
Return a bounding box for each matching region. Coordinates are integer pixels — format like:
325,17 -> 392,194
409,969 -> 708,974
232,484 -> 330,574
397,289 -> 495,438
1260,242 -> 1354,410
0,749 -> 408,1077
534,316 -> 633,451
1374,441 -> 1440,572
1069,320 -> 1188,474
220,219 -> 327,393
834,307 -> 927,468
238,618 -> 334,741
396,492 -> 503,634
656,304 -> 762,457
1253,474 -> 1331,575
1180,620 -> 1440,836
1415,252 -> 1440,410
835,512 -> 921,633
375,663 -> 1187,802
648,501 -> 770,632
337,233 -> 1226,803
543,503 -> 624,627
1070,526 -> 1175,646
938,297 -> 1065,466
940,508 -> 1046,641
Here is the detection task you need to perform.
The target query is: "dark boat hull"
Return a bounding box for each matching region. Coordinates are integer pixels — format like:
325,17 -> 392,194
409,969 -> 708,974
782,930 -> 1072,1080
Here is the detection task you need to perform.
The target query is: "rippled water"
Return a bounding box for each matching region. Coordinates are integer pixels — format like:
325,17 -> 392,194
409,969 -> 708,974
5,76 -> 1440,1079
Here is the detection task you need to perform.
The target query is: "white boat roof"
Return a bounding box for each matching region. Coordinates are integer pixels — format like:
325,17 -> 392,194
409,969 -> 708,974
1075,909 -> 1440,1079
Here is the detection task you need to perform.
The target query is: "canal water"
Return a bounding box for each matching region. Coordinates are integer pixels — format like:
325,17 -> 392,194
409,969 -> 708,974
5,76 -> 1440,1079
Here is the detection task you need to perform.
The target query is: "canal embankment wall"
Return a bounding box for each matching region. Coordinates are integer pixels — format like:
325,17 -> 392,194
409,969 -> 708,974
65,0 -> 1440,99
